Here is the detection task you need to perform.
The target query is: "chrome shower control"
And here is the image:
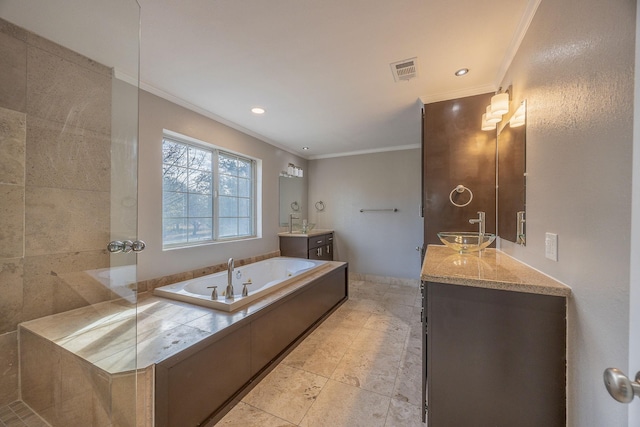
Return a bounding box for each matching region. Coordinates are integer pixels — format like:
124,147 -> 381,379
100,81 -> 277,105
604,368 -> 640,403
107,240 -> 146,253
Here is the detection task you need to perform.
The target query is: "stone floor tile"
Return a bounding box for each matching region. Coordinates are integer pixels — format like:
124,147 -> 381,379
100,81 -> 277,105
299,379 -> 390,427
217,402 -> 295,427
242,364 -> 327,424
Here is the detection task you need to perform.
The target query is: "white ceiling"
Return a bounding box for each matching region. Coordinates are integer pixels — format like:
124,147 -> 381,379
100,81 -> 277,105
0,0 -> 538,158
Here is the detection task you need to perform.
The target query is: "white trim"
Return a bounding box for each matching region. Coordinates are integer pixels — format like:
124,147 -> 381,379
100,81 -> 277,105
493,0 -> 542,86
308,144 -> 420,160
113,68 -> 138,87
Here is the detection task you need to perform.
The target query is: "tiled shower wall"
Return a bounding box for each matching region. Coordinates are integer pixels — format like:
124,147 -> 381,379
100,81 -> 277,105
0,18 -> 114,405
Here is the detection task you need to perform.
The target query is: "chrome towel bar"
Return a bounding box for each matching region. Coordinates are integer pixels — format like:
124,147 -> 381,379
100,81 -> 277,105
359,208 -> 398,213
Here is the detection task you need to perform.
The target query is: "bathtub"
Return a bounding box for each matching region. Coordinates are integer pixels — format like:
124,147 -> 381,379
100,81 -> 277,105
153,257 -> 327,312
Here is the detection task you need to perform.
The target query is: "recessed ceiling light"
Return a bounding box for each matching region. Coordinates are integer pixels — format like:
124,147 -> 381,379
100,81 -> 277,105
251,107 -> 265,114
302,147 -> 309,150
454,68 -> 469,77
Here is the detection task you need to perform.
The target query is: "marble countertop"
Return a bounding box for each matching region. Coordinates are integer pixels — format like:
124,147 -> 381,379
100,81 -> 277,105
421,245 -> 571,297
20,260 -> 346,374
278,228 -> 334,238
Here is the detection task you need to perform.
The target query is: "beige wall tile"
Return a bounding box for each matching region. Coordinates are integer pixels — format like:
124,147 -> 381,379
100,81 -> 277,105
25,187 -> 109,256
0,331 -> 18,405
0,106 -> 26,185
0,30 -> 26,113
26,116 -> 110,191
22,251 -> 110,321
0,18 -> 28,41
20,328 -> 58,421
0,259 -> 23,334
0,185 -> 24,259
26,30 -> 111,77
112,372 -> 137,427
26,46 -> 111,134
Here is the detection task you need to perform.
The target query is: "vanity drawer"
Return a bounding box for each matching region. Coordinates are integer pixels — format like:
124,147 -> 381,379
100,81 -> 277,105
309,235 -> 326,249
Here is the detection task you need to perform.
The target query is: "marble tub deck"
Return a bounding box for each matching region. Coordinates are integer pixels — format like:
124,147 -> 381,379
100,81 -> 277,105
18,263 -> 424,426
20,261 -> 345,373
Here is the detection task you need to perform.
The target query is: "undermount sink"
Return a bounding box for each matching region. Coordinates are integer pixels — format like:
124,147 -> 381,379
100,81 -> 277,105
437,232 -> 496,254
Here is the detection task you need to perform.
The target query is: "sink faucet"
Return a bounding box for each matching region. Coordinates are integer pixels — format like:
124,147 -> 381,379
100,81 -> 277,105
469,211 -> 486,235
289,213 -> 299,233
226,258 -> 234,299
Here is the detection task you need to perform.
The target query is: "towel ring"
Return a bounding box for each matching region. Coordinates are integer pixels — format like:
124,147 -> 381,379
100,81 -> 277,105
449,185 -> 473,208
315,201 -> 325,211
290,201 -> 300,211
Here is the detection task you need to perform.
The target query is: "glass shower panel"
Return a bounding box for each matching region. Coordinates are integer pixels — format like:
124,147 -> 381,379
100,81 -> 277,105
0,1 -> 141,425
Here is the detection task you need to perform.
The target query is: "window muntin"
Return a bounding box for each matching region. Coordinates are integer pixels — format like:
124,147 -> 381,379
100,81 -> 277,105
162,136 -> 256,248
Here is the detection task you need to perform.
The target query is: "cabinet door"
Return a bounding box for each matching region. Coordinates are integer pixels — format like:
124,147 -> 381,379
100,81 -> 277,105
308,246 -> 323,259
427,282 -> 566,427
280,236 -> 308,258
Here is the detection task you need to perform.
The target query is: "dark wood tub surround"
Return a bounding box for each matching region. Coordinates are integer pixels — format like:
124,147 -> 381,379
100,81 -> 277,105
421,246 -> 570,427
155,263 -> 349,427
422,93 -> 496,245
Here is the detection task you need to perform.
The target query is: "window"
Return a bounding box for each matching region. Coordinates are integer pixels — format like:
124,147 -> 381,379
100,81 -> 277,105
162,135 -> 256,248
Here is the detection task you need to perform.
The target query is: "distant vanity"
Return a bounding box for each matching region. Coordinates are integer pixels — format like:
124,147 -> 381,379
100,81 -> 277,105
420,245 -> 570,426
279,229 -> 334,260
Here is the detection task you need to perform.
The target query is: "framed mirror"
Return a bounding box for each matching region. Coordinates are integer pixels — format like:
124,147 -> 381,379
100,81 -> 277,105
497,100 -> 526,244
279,175 -> 307,227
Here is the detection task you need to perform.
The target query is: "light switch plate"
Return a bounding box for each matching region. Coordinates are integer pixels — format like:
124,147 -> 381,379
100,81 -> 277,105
545,232 -> 558,261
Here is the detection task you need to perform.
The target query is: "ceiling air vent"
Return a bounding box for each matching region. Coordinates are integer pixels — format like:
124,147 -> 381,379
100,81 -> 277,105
390,57 -> 418,82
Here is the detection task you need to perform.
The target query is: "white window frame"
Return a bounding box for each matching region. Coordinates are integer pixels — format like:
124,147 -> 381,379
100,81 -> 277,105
161,131 -> 259,249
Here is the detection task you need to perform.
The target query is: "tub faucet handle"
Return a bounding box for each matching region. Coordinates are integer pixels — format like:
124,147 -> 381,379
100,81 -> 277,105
242,282 -> 251,297
207,285 -> 218,299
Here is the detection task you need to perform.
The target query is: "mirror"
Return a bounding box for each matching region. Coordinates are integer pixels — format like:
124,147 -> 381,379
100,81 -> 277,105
497,100 -> 526,244
279,175 -> 307,227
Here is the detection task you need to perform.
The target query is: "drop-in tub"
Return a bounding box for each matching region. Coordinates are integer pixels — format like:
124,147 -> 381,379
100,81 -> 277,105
153,257 -> 326,311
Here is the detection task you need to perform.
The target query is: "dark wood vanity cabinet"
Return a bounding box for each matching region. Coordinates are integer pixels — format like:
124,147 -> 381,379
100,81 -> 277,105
280,232 -> 334,260
426,282 -> 566,427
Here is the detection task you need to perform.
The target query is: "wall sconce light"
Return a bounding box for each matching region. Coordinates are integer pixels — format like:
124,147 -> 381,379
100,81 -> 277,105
481,88 -> 511,131
481,114 -> 496,131
281,163 -> 304,178
485,105 -> 502,124
510,101 -> 526,128
491,92 -> 510,115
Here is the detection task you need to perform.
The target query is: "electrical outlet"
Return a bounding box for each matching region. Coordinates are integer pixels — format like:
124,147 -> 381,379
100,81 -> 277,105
545,233 -> 558,261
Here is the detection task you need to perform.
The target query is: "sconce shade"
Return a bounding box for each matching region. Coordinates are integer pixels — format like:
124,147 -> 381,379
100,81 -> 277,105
491,92 -> 509,115
481,113 -> 496,131
485,105 -> 501,124
510,102 -> 526,127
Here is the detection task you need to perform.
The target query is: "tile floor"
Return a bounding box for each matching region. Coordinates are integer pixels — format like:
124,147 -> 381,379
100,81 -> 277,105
218,279 -> 426,427
0,401 -> 49,427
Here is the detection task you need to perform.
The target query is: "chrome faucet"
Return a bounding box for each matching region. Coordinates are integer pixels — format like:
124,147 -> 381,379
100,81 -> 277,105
469,211 -> 486,235
289,213 -> 299,233
226,258 -> 234,299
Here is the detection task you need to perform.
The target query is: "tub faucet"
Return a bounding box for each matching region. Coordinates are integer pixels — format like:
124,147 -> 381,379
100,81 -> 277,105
289,213 -> 299,233
226,258 -> 234,299
469,211 -> 486,235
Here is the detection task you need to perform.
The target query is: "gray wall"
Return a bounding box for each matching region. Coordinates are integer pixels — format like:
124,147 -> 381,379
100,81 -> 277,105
307,149 -> 423,279
497,0 -> 635,425
137,90 -> 306,281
